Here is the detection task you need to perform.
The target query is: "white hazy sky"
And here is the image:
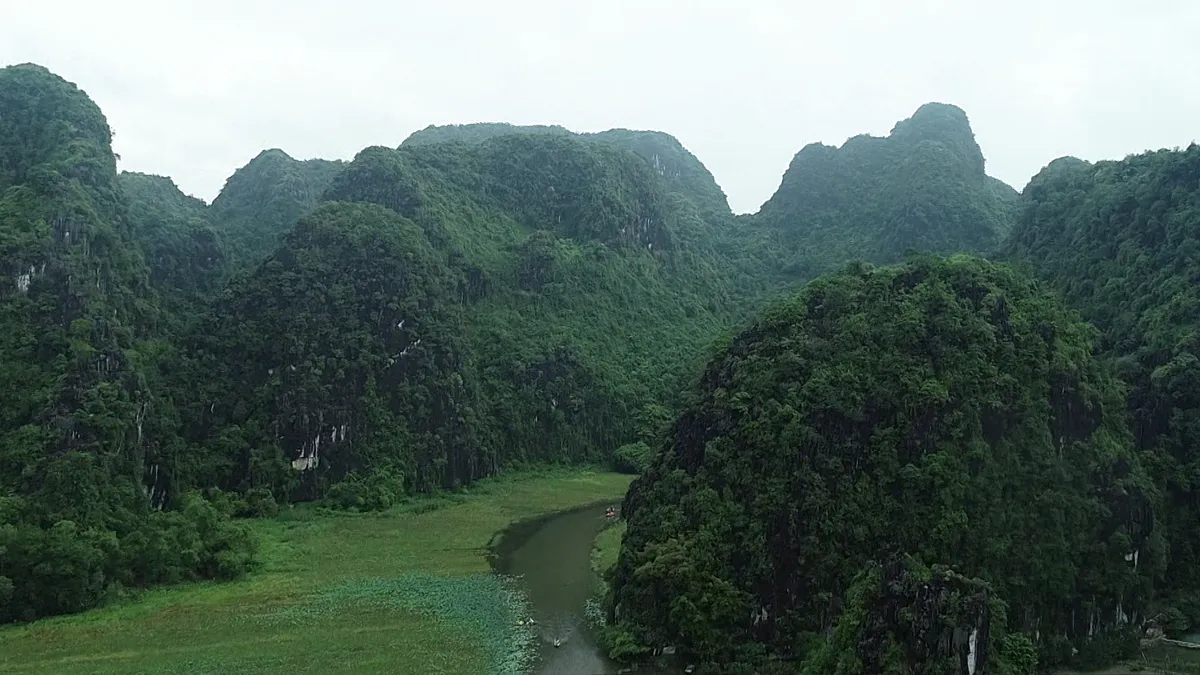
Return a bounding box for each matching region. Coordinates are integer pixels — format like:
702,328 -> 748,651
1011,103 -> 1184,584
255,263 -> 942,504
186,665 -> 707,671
3,0 -> 1197,214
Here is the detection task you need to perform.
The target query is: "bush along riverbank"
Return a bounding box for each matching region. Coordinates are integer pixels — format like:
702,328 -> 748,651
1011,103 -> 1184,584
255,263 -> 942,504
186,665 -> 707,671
0,470 -> 634,675
587,518 -> 627,629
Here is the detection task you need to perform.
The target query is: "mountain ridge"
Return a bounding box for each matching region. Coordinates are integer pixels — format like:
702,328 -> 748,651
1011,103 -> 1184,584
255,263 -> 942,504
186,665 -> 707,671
9,62 -> 1195,675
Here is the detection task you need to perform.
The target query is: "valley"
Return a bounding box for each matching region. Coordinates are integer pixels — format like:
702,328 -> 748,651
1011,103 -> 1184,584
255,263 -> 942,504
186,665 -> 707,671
0,470 -> 632,674
2,60 -> 1200,674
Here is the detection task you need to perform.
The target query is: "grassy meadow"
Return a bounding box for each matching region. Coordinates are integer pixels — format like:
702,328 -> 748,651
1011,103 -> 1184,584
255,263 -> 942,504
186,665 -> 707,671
0,470 -> 634,674
1057,645 -> 1200,675
590,520 -> 626,587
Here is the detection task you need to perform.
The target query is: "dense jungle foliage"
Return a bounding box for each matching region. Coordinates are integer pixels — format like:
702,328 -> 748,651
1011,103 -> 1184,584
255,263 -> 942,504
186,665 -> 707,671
606,254 -> 1156,672
0,64 -> 763,621
4,61 -> 1200,675
1001,145 -> 1200,626
797,555 -> 1037,675
0,64 -> 256,623
208,148 -> 345,269
745,103 -> 1019,283
120,171 -> 225,323
402,122 -> 733,219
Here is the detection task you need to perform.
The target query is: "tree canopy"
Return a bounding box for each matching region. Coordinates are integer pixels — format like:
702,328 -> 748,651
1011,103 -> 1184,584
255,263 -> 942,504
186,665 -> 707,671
1002,144 -> 1200,623
607,254 -> 1157,671
6,62 -> 1200,675
746,103 -> 1018,283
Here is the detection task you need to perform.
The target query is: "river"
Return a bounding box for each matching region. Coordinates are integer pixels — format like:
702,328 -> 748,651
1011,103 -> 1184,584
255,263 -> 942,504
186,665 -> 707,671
492,502 -> 674,675
493,507 -> 1200,675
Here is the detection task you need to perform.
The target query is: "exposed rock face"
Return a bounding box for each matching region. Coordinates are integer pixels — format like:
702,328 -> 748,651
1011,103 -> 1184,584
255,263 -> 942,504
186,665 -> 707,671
847,558 -> 993,675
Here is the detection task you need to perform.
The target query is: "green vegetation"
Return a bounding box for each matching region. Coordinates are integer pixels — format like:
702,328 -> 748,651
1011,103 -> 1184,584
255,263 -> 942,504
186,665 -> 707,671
309,133 -> 754,477
179,199 -> 478,501
591,519 -> 626,586
745,102 -> 1018,283
608,254 -> 1155,672
5,60 -> 1200,675
0,470 -> 631,674
120,171 -> 225,327
1002,147 -> 1200,627
208,148 -> 345,269
1,62 -> 759,627
403,123 -> 733,218
799,555 -> 1038,675
0,63 -> 256,624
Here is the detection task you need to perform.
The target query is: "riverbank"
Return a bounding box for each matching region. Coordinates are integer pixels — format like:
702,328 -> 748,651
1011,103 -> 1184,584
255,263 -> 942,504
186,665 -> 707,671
591,519 -> 626,591
0,469 -> 634,674
1053,640 -> 1200,674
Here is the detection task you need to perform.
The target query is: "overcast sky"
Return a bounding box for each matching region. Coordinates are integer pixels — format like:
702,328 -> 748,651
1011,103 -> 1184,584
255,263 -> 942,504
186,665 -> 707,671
3,0 -> 1197,214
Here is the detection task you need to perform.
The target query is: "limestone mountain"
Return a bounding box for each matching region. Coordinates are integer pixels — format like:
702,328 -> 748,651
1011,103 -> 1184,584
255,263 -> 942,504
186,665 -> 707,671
6,62 -> 1191,675
1002,144 -> 1200,615
0,63 -> 254,623
0,62 -> 150,485
798,555 -> 1030,675
209,148 -> 344,268
402,122 -> 732,220
120,171 -> 224,318
176,201 -> 481,503
606,254 -> 1156,670
402,122 -> 573,147
293,133 -> 750,483
747,102 -> 1018,282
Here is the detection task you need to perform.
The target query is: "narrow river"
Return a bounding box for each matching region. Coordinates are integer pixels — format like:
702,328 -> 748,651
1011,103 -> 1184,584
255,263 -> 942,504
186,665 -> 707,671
493,503 -> 674,675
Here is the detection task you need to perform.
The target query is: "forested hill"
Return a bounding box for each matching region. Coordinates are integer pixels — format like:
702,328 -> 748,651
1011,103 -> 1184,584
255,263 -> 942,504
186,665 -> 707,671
607,254 -> 1157,672
403,122 -> 574,146
119,171 -> 224,318
11,61 -> 1192,675
1002,145 -> 1200,610
119,150 -> 346,309
0,63 -> 756,621
601,142 -> 1200,671
0,63 -> 255,623
1,64 -> 764,526
175,131 -> 757,505
208,148 -> 345,268
402,122 -> 732,219
745,102 -> 1019,282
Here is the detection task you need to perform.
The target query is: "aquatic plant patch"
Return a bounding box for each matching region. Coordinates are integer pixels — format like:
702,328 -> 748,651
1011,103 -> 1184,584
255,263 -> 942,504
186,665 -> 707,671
0,471 -> 633,673
266,573 -> 537,675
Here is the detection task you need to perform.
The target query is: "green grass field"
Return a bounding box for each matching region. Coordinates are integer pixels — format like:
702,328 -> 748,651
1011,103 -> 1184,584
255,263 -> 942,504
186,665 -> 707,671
0,470 -> 634,675
590,520 -> 626,586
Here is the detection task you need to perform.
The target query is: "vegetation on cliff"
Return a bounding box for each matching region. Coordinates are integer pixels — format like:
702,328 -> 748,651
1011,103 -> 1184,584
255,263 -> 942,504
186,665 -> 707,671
208,148 -> 344,268
177,200 -> 483,505
1002,144 -> 1200,632
120,171 -> 225,322
6,61 -> 1200,675
313,134 -> 752,477
0,66 -> 768,625
606,254 -> 1157,670
402,122 -> 732,218
746,103 -> 1018,283
798,555 -> 1038,675
0,63 -> 255,623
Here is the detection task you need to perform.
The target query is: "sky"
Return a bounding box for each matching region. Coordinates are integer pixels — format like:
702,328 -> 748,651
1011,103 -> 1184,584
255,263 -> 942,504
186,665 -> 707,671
2,0 -> 1198,214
